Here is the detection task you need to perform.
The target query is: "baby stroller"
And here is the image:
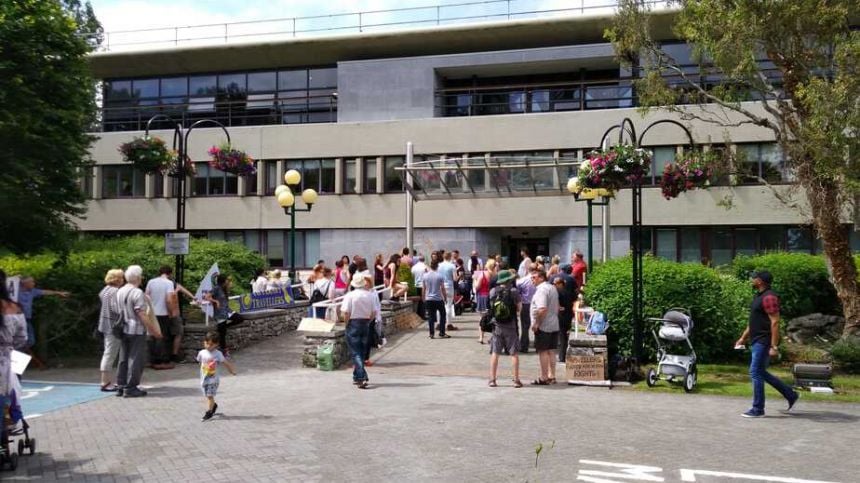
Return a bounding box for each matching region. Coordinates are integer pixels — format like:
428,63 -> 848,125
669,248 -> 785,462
453,278 -> 474,315
645,308 -> 697,393
2,388 -> 36,471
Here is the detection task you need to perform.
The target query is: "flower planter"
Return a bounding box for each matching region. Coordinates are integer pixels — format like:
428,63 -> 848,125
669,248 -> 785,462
118,136 -> 176,174
208,144 -> 255,176
660,153 -> 712,200
578,144 -> 651,192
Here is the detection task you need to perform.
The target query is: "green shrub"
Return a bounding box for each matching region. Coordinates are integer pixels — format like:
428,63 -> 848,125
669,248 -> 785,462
0,235 -> 265,359
584,255 -> 751,363
732,253 -> 839,319
831,336 -> 860,373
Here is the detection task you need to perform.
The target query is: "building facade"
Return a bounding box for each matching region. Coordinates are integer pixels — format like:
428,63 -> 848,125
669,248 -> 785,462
80,11 -> 852,269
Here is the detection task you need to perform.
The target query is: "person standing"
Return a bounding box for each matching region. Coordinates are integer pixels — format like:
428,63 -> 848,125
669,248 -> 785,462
310,268 -> 335,319
571,251 -> 588,291
251,268 -> 268,294
554,277 -> 575,363
341,273 -> 379,389
373,254 -> 385,287
411,255 -> 428,320
517,247 -> 532,278
145,266 -> 177,369
547,255 -> 561,279
515,263 -> 537,353
334,259 -> 349,298
97,269 -> 125,391
530,270 -> 559,385
197,331 -> 237,421
438,251 -> 458,330
116,265 -> 162,398
487,270 -> 522,388
0,270 -> 28,415
17,276 -> 69,351
422,261 -> 449,339
205,274 -> 237,357
735,271 -> 799,418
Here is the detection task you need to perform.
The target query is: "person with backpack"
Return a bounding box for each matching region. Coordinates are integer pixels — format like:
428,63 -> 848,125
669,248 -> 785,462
309,268 -> 335,319
487,270 -> 522,388
529,269 -> 560,385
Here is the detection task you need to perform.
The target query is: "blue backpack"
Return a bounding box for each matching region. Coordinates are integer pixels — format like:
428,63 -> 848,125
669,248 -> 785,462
587,311 -> 608,335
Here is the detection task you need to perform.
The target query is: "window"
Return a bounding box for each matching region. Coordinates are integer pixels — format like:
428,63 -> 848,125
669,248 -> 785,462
283,159 -> 336,193
735,228 -> 758,257
244,230 -> 261,253
263,229 -> 319,268
384,156 -> 404,192
190,75 -> 217,96
760,226 -> 785,251
650,146 -> 676,184
710,228 -> 733,266
656,229 -> 677,260
364,158 -> 377,193
154,172 -> 164,198
265,161 -> 279,195
787,227 -> 813,253
102,165 -> 145,198
344,159 -> 358,194
160,77 -> 187,105
193,163 -> 239,196
465,154 -> 486,190
80,167 -> 94,198
321,159 -> 336,193
266,230 -> 285,267
680,228 -> 701,263
246,165 -> 258,195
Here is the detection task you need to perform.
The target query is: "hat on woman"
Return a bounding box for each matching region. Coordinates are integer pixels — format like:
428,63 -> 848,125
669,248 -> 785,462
351,272 -> 368,289
496,270 -> 516,285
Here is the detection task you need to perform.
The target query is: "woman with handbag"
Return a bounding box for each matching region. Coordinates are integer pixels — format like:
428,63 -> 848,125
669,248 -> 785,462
206,274 -> 239,358
97,269 -> 125,391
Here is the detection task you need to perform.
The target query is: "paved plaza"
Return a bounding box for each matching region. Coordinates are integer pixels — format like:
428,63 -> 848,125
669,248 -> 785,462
5,313 -> 860,482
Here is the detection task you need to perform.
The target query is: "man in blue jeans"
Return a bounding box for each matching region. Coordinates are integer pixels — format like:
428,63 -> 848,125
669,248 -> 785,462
735,271 -> 799,418
341,273 -> 378,389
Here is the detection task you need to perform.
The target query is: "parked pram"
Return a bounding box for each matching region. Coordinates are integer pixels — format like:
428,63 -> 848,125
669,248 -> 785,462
2,385 -> 36,471
453,279 -> 473,315
645,308 -> 697,393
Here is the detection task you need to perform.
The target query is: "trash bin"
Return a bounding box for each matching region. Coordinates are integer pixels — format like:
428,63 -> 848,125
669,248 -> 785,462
317,341 -> 335,371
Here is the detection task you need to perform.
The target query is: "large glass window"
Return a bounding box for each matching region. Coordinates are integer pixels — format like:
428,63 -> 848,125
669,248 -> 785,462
656,229 -> 677,260
102,166 -> 145,198
679,228 -> 701,263
650,146 -> 676,184
344,159 -> 358,194
193,163 -> 239,196
321,160 -> 336,194
266,230 -> 285,267
190,75 -> 217,96
735,228 -> 758,256
160,77 -> 187,103
283,159 -> 335,193
265,161 -> 279,196
262,229 -> 318,268
384,156 -> 404,192
364,158 -> 377,193
710,228 -> 733,266
760,226 -> 785,252
787,227 -> 813,253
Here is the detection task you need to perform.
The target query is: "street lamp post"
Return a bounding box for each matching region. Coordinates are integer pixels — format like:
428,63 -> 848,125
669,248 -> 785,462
275,169 -> 318,284
566,179 -> 611,274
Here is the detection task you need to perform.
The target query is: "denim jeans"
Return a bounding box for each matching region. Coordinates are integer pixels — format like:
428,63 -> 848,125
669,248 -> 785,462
425,300 -> 446,336
749,341 -> 796,413
346,320 -> 370,382
519,304 -> 531,353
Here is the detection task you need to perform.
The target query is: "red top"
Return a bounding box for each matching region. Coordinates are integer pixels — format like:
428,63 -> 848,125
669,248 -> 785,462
334,268 -> 347,289
572,260 -> 587,288
474,270 -> 490,296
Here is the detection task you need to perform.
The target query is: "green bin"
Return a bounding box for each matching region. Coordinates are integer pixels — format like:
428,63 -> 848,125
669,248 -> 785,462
317,341 -> 335,371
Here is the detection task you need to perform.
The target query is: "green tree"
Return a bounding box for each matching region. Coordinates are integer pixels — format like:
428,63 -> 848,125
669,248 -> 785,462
606,1 -> 860,337
0,0 -> 100,254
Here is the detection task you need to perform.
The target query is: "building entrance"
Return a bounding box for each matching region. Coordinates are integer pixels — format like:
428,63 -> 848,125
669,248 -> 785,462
505,238 -> 549,272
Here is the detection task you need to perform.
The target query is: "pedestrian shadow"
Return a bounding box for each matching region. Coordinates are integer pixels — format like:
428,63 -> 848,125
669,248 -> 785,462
216,414 -> 275,421
364,382 -> 433,389
142,386 -> 205,398
10,453 -> 127,481
778,411 -> 860,423
371,361 -> 430,368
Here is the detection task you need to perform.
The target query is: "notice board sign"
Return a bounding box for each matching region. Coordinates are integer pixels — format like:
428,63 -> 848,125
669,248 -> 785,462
165,232 -> 190,255
566,354 -> 606,381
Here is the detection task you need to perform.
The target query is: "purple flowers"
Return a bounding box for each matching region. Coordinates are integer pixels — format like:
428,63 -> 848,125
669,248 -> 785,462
208,144 -> 256,176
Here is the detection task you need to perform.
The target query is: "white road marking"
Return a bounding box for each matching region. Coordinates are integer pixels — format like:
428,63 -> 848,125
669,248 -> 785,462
679,469 -> 838,483
579,476 -> 628,483
579,460 -> 664,482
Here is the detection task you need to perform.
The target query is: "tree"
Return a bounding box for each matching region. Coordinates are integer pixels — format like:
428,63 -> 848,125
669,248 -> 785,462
0,0 -> 101,254
606,0 -> 860,338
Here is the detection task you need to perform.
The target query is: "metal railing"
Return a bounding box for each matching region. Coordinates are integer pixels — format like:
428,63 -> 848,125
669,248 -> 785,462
311,284 -> 392,323
437,82 -> 634,116
83,0 -> 674,52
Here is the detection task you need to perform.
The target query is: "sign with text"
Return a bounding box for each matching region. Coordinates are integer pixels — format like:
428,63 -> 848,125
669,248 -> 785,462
164,232 -> 190,255
566,355 -> 606,381
238,286 -> 296,312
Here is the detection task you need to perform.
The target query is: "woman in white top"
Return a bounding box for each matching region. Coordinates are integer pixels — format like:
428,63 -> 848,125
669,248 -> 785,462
266,269 -> 285,292
0,270 -> 28,410
97,269 -> 125,391
311,268 -> 336,319
251,268 -> 268,294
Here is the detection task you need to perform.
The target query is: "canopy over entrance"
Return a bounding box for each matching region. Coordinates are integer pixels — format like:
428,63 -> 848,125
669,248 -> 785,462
395,155 -> 580,201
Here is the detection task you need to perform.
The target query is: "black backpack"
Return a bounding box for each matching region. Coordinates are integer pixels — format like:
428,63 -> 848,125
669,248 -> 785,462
490,286 -> 516,323
309,281 -> 331,304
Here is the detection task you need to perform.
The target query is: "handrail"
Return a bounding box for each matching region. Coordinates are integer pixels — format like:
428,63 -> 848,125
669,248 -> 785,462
83,0 -> 674,52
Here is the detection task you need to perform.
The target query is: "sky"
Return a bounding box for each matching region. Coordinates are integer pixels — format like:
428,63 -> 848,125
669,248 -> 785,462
87,0 -> 622,50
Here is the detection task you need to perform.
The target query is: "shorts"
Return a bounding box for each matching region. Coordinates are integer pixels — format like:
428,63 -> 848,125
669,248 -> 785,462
534,330 -> 559,352
490,324 -> 519,355
169,316 -> 184,337
202,382 -> 219,397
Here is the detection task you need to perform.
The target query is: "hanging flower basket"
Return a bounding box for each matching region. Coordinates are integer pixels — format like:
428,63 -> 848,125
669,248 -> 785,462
578,144 -> 651,192
660,152 -> 712,200
118,136 -> 176,174
167,154 -> 197,177
208,144 -> 256,176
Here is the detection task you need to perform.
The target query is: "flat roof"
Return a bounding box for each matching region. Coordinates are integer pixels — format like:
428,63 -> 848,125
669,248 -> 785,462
88,10 -> 678,79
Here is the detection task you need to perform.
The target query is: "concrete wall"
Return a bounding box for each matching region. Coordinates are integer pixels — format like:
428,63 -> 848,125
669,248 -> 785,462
337,43 -> 616,122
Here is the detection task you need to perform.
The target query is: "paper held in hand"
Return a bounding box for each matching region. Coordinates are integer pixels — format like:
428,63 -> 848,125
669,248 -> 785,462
11,350 -> 32,375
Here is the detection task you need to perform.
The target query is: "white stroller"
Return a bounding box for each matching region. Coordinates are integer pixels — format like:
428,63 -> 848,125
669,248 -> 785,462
645,308 -> 697,393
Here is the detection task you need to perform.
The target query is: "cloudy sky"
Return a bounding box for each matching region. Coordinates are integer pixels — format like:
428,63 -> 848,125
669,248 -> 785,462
87,0 -> 618,50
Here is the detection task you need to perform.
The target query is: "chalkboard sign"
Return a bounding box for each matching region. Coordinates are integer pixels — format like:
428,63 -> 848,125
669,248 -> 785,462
566,355 -> 606,381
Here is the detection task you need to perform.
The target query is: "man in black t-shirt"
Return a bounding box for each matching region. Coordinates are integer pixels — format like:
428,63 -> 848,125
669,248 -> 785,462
734,271 -> 799,418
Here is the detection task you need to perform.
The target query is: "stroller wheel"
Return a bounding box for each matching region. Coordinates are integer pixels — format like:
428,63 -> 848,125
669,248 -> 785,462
17,440 -> 23,456
684,370 -> 696,393
28,438 -> 35,456
8,452 -> 17,471
646,368 -> 658,387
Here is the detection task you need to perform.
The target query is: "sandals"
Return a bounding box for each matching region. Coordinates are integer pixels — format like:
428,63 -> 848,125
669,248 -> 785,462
488,380 -> 497,387
530,379 -> 550,386
548,378 -> 557,385
513,380 -> 523,388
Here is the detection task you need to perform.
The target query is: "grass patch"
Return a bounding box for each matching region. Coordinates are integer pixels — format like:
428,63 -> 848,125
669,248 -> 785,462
631,363 -> 860,404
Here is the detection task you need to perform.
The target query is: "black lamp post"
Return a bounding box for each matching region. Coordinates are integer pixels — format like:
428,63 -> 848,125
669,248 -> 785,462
143,115 -> 232,288
567,179 -> 611,273
274,170 -> 318,284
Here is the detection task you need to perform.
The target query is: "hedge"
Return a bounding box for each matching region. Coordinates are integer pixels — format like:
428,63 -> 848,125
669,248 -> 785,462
731,253 -> 840,320
0,235 -> 265,359
585,255 -> 751,363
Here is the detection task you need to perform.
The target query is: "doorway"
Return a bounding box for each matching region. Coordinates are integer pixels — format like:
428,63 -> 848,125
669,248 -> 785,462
505,238 -> 549,271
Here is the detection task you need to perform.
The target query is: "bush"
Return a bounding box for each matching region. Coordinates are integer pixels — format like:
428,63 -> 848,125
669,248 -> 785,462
831,336 -> 860,373
0,235 -> 265,359
584,255 -> 751,363
732,253 -> 839,320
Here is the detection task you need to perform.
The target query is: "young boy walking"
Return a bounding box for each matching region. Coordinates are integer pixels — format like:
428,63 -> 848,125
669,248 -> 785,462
197,331 -> 237,421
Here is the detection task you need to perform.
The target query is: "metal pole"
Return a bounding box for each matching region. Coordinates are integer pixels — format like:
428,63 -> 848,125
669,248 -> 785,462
176,129 -> 186,287
586,199 -> 593,272
406,142 -> 414,252
602,199 -> 611,262
290,208 -> 297,284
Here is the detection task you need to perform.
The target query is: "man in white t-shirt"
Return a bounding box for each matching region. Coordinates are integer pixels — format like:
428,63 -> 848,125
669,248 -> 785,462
438,251 -> 458,329
117,265 -> 162,398
411,255 -> 428,320
341,273 -> 378,389
530,269 -> 560,385
145,266 -> 176,368
518,247 -> 533,279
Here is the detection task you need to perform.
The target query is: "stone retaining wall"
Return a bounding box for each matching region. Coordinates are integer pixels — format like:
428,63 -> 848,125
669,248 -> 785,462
180,303 -> 309,361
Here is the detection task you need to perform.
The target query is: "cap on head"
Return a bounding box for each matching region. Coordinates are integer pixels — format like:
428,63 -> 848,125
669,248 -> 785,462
752,270 -> 773,286
496,270 -> 516,285
350,272 -> 367,289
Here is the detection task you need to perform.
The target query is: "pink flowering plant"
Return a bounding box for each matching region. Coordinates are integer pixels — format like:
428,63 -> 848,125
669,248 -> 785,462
578,144 -> 651,192
208,144 -> 256,176
118,136 -> 176,174
660,151 -> 713,200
